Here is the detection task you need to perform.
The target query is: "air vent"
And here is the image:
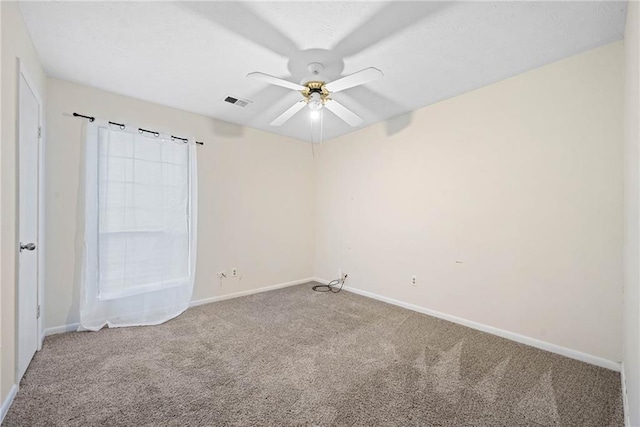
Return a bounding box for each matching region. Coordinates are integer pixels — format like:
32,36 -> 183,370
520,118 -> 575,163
224,96 -> 252,108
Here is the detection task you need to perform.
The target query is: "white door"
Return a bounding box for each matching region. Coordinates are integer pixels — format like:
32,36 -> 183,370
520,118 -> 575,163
17,71 -> 41,381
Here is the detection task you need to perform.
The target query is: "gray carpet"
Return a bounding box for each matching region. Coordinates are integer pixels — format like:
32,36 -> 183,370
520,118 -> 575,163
4,283 -> 623,426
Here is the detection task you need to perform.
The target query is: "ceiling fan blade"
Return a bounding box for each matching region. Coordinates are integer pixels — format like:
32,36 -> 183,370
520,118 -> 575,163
324,67 -> 383,93
270,100 -> 307,126
247,72 -> 305,91
324,99 -> 363,127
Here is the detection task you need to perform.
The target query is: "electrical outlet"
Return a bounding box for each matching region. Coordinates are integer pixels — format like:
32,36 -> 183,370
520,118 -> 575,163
411,275 -> 417,287
217,271 -> 227,279
231,268 -> 238,277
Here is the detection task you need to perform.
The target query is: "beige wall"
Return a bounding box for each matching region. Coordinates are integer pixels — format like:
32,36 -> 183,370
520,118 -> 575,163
623,0 -> 640,424
1,1 -> 47,402
44,78 -> 315,330
315,42 -> 624,363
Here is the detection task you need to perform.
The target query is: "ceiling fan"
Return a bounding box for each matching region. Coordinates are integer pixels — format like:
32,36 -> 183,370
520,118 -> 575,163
247,63 -> 383,127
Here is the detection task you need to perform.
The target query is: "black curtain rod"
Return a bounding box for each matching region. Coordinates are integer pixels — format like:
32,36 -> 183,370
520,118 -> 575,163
138,127 -> 160,137
73,112 -> 95,122
109,121 -> 125,130
73,112 -> 204,146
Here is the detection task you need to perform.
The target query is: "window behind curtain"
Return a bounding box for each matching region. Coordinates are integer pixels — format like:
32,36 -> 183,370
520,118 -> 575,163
97,128 -> 191,300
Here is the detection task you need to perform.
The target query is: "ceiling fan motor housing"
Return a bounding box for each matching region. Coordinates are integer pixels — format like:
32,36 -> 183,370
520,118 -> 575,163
302,81 -> 330,106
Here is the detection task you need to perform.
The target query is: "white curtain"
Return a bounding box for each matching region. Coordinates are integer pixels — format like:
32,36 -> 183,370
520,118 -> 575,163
80,121 -> 197,330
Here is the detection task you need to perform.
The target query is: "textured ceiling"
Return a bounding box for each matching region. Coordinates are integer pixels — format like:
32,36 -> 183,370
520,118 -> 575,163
19,1 -> 627,143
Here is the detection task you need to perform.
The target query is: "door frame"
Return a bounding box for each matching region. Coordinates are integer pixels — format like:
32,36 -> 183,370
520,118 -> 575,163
16,58 -> 45,370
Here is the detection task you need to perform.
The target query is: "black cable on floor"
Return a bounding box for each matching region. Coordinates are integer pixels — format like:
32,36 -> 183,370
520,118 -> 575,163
312,274 -> 347,293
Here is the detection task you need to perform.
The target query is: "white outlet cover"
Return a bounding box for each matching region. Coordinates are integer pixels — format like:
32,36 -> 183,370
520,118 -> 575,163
411,276 -> 417,286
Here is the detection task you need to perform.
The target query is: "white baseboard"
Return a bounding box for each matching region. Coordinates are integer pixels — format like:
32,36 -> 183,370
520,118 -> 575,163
312,278 -> 621,372
42,277 -> 618,373
43,278 -> 317,337
189,277 -> 314,307
1,384 -> 18,424
621,362 -> 630,427
44,323 -> 80,337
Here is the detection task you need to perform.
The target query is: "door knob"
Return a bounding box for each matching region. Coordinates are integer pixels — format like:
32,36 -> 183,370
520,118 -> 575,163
20,242 -> 36,252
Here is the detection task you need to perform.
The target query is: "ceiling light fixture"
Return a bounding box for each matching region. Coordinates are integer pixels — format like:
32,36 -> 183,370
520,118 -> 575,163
308,93 -> 323,110
247,62 -> 383,128
308,92 -> 323,120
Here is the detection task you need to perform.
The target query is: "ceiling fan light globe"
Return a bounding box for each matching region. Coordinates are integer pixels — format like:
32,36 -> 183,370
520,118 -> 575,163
308,99 -> 323,111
